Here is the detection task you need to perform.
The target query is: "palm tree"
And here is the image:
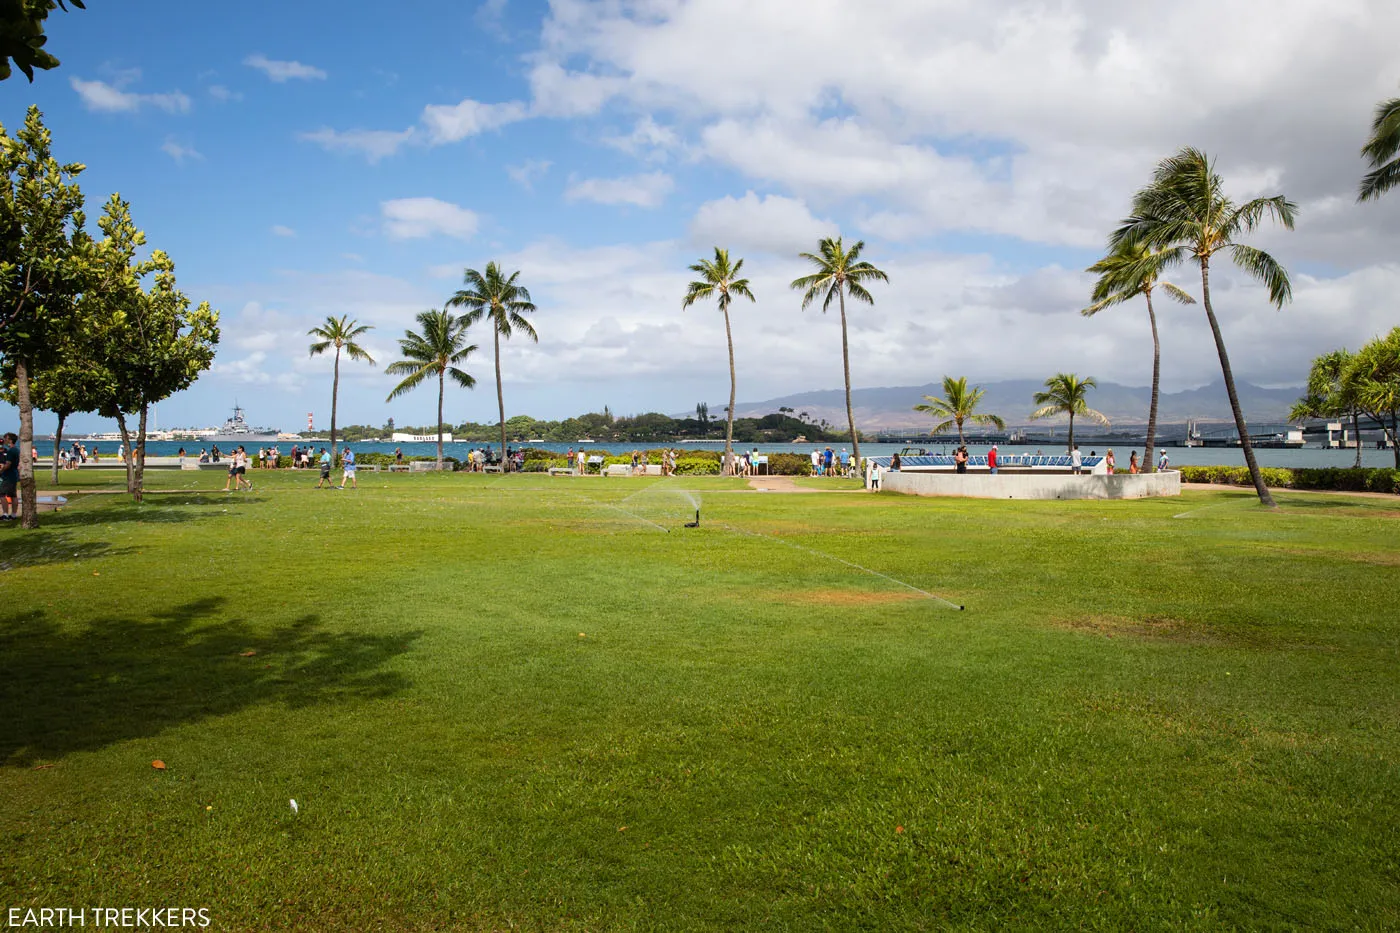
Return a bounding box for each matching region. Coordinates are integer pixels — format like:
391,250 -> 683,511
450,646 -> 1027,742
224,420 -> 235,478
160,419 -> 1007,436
308,315 -> 375,466
1359,98 -> 1400,202
790,237 -> 888,469
448,263 -> 537,471
913,376 -> 1005,445
1112,147 -> 1296,506
1290,349 -> 1363,469
682,248 -> 755,473
1030,373 -> 1109,452
384,309 -> 477,468
1081,242 -> 1195,473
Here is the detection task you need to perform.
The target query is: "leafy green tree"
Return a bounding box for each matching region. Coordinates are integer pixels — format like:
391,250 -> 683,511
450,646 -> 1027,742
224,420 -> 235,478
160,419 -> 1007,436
0,0 -> 84,82
1347,328 -> 1400,468
308,315 -> 375,468
385,309 -> 476,468
1030,373 -> 1109,452
695,401 -> 709,437
448,263 -> 536,471
1290,349 -> 1364,469
1081,241 -> 1195,473
1,344 -> 109,485
913,376 -> 1005,446
1359,98 -> 1400,202
791,237 -> 888,469
86,196 -> 218,500
682,248 -> 755,473
0,105 -> 89,527
1112,147 -> 1296,506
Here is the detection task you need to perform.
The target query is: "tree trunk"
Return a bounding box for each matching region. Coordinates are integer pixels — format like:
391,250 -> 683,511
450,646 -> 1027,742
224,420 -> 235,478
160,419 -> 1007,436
15,357 -> 38,529
1068,412 -> 1075,454
723,304 -> 736,474
133,403 -> 147,503
1392,412 -> 1399,470
115,410 -> 134,495
1352,409 -> 1363,469
957,416 -> 965,447
1200,257 -> 1275,507
1143,289 -> 1161,474
495,327 -> 507,472
838,289 -> 861,469
436,369 -> 445,469
52,411 -> 66,486
329,345 -> 341,469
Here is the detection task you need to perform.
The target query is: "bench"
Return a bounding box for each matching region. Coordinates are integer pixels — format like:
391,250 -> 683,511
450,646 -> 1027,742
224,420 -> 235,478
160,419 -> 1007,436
548,467 -> 574,476
410,461 -> 451,472
604,463 -> 632,477
388,464 -> 411,473
483,464 -> 504,474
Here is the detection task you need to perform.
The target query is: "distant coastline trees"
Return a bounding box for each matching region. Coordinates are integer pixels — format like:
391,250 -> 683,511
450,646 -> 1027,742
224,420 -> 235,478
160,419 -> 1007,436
913,376 -> 1004,446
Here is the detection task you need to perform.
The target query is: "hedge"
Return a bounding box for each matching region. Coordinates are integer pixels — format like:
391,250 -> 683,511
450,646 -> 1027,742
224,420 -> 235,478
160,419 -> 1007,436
1178,465 -> 1400,494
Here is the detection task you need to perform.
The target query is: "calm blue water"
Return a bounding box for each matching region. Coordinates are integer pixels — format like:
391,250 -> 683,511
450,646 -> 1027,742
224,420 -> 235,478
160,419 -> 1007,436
70,438 -> 1399,469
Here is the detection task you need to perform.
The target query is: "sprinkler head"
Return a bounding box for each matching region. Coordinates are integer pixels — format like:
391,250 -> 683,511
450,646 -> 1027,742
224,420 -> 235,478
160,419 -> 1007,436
683,509 -> 700,528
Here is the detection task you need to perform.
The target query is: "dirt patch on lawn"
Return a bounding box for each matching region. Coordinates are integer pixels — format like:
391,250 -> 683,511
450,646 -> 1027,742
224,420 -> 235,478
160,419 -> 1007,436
1050,614 -> 1228,645
771,588 -> 926,607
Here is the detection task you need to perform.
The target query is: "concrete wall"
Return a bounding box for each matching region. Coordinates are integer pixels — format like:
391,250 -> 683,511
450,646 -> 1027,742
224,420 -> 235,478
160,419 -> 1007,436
879,469 -> 1181,500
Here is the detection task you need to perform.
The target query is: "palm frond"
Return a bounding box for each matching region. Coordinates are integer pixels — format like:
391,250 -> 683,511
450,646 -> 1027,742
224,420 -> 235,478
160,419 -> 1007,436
1360,98 -> 1400,202
1358,157 -> 1400,203
447,367 -> 476,389
1227,243 -> 1292,308
385,363 -> 432,400
1160,282 -> 1196,304
307,339 -> 332,356
343,342 -> 376,364
1230,195 -> 1298,235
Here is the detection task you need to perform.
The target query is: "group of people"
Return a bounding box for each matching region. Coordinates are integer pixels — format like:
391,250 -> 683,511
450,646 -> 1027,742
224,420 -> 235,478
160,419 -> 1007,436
810,447 -> 854,478
57,441 -> 99,469
1069,445 -> 1170,475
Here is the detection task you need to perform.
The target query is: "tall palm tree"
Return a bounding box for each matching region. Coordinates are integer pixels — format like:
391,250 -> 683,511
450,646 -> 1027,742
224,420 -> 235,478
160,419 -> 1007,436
384,309 -> 477,468
1290,349 -> 1363,469
913,376 -> 1004,446
790,237 -> 888,470
1359,98 -> 1400,202
448,263 -> 536,471
308,315 -> 375,466
1030,373 -> 1109,452
682,248 -> 755,473
1081,241 -> 1195,473
1112,147 -> 1296,506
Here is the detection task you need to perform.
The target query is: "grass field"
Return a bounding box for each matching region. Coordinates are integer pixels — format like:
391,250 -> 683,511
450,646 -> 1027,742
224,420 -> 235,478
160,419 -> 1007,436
2,469 -> 1397,930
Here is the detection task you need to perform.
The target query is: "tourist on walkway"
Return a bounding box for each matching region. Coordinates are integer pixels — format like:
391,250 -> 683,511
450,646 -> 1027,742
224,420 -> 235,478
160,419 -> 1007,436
341,447 -> 357,489
1129,450 -> 1139,474
1071,445 -> 1083,475
1159,450 -> 1170,472
1,432 -> 18,522
316,448 -> 332,488
1105,449 -> 1116,474
953,447 -> 967,474
988,444 -> 999,475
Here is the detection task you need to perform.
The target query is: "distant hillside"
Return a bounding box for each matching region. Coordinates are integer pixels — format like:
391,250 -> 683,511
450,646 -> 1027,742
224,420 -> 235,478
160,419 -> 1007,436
729,379 -> 1304,430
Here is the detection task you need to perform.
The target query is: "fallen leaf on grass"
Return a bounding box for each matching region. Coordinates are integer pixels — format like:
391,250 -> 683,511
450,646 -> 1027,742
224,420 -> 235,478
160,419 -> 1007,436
239,650 -> 257,657
151,760 -> 166,770
895,826 -> 905,834
618,826 -> 627,832
32,763 -> 55,771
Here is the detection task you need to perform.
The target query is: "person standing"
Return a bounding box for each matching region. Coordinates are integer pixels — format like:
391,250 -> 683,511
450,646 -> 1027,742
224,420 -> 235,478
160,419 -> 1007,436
1,432 -> 19,522
988,443 -> 999,475
869,460 -> 881,491
1071,445 -> 1083,475
1158,449 -> 1170,472
316,448 -> 333,488
892,451 -> 904,472
340,447 -> 358,489
953,447 -> 966,474
1105,449 -> 1116,475
1129,450 -> 1140,474
395,447 -> 404,467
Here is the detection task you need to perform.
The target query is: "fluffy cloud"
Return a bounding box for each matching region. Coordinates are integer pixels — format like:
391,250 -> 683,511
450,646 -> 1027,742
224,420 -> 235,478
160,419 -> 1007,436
244,54 -> 327,82
421,99 -> 528,143
71,77 -> 191,114
506,159 -> 552,190
299,127 -> 416,163
565,171 -> 673,208
380,198 -> 480,240
690,192 -> 840,256
207,84 -> 242,102
160,139 -> 202,164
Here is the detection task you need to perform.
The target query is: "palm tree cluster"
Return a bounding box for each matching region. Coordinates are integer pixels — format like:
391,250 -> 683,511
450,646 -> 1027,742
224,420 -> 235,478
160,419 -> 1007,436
684,237 -> 888,473
307,262 -> 536,470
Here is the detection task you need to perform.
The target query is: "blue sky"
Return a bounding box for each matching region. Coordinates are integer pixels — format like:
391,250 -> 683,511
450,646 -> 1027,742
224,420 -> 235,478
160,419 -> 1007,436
5,0 -> 1400,433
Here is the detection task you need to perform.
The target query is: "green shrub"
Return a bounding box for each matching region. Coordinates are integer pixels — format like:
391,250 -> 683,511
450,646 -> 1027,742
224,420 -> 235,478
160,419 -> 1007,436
767,453 -> 812,476
673,458 -> 720,476
1178,464 -> 1398,494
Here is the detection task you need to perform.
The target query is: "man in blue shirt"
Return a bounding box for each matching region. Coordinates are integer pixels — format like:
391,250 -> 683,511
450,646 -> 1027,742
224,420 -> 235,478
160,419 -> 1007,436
340,447 -> 357,489
1,432 -> 19,521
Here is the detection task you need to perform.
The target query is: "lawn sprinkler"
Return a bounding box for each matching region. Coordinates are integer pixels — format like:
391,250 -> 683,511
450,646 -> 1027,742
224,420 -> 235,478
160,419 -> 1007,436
684,509 -> 700,528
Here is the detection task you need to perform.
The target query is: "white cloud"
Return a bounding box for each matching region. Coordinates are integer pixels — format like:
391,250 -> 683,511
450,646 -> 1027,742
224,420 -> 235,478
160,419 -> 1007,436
603,116 -> 681,161
244,54 -> 327,83
380,198 -> 480,240
299,127 -> 416,163
71,77 -> 191,114
526,61 -> 624,117
506,159 -> 552,190
689,192 -> 839,255
565,171 -> 673,208
420,98 -> 528,144
271,225 -> 296,238
208,85 -> 242,102
161,139 -> 202,164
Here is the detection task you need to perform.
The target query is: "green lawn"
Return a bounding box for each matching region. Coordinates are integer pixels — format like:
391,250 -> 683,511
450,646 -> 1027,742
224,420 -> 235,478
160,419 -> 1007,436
3,470 -> 1397,930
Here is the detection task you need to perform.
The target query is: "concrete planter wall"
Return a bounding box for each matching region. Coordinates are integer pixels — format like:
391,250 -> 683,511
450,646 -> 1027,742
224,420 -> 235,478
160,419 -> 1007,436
879,469 -> 1181,500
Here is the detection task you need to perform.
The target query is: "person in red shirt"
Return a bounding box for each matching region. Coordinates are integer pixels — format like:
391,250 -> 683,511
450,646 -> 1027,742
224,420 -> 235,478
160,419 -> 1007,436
988,444 -> 999,474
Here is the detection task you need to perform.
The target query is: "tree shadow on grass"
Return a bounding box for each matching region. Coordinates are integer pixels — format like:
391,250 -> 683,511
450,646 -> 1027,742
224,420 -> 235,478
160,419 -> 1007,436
0,530 -> 133,570
40,494 -> 270,527
0,597 -> 422,767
